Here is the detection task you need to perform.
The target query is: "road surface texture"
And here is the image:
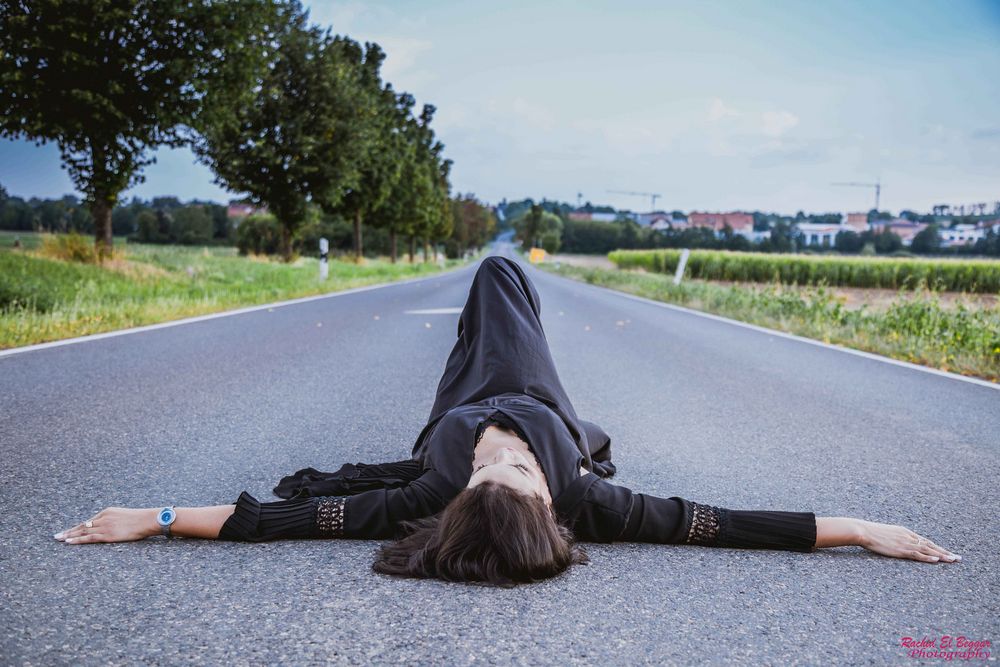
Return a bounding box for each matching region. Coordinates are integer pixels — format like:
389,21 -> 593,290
2,240 -> 997,666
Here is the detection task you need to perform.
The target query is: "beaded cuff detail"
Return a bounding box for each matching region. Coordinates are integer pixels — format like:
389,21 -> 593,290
685,501 -> 724,545
315,497 -> 346,537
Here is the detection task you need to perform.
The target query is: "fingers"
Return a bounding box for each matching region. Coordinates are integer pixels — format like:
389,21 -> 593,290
63,532 -> 106,544
907,534 -> 962,564
54,517 -> 102,542
906,549 -> 941,563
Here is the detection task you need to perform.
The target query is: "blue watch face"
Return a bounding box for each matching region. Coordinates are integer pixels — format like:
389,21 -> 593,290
157,508 -> 176,526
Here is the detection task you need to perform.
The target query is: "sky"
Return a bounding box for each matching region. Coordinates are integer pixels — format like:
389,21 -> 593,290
2,0 -> 999,215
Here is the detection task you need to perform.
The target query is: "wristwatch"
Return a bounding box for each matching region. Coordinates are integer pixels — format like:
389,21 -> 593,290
156,506 -> 177,539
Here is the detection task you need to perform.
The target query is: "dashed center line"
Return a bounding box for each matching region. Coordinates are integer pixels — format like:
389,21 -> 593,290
404,308 -> 463,315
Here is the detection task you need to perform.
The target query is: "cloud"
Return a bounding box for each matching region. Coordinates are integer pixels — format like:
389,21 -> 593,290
971,127 -> 1000,140
749,142 -> 830,168
703,98 -> 803,157
760,110 -> 799,137
305,3 -> 433,85
707,98 -> 740,122
374,35 -> 434,82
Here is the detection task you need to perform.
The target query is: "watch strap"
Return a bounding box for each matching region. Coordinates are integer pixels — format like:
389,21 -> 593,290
159,506 -> 176,539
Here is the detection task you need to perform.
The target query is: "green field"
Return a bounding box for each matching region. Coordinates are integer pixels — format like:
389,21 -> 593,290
534,260 -> 1000,383
609,248 -> 1000,294
1,235 -> 475,349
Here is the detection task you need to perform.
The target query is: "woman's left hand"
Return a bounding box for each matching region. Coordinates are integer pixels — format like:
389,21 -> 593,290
858,520 -> 961,563
54,507 -> 157,544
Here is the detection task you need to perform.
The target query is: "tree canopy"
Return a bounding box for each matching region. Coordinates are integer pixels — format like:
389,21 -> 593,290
0,0 -> 273,256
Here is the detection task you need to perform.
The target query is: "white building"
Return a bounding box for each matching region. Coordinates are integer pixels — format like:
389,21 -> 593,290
940,224 -> 986,247
795,222 -> 844,247
636,212 -> 687,230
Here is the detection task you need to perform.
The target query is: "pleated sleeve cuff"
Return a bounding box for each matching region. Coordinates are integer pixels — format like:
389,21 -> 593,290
218,491 -> 334,542
679,499 -> 817,553
218,491 -> 262,541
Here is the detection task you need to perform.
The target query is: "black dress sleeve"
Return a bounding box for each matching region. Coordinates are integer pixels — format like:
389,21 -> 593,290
217,470 -> 460,542
619,493 -> 817,553
557,477 -> 816,552
217,491 -> 339,542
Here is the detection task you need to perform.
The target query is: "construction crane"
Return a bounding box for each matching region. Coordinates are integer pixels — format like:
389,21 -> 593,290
831,178 -> 882,211
607,189 -> 662,211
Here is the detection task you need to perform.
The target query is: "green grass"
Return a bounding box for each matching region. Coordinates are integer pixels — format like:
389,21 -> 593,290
1,241 -> 474,349
0,230 -> 130,250
535,261 -> 1000,383
609,248 -> 1000,293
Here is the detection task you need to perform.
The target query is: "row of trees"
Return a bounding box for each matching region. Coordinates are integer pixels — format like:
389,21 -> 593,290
0,185 -> 498,258
0,0 -> 457,261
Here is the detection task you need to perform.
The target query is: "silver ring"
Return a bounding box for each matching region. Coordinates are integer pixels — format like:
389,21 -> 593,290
85,520 -> 93,528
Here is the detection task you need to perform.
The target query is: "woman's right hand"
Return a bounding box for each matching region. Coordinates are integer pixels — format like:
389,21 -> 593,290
55,507 -> 159,544
857,519 -> 961,563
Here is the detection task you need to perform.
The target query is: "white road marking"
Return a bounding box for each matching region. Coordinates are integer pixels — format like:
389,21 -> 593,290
404,307 -> 463,315
0,269 -> 460,358
542,271 -> 1000,391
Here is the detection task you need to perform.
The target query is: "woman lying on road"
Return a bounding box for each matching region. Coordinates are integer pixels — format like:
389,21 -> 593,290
54,255 -> 961,586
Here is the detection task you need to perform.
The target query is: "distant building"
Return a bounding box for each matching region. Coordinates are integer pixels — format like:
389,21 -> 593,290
227,202 -> 267,220
636,212 -> 686,230
844,212 -> 870,233
687,211 -> 754,233
940,223 -> 986,247
869,218 -> 929,246
685,211 -> 755,239
567,211 -> 619,222
796,222 -> 844,247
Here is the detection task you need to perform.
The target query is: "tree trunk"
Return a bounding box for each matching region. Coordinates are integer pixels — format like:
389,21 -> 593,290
408,235 -> 415,263
280,225 -> 293,262
422,237 -> 429,262
353,209 -> 363,262
91,198 -> 113,260
389,229 -> 397,264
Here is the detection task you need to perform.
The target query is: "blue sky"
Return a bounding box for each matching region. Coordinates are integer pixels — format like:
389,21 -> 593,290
2,0 -> 998,215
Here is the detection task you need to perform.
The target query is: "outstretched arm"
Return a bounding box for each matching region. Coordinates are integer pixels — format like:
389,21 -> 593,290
55,470 -> 459,545
566,479 -> 962,564
55,505 -> 236,544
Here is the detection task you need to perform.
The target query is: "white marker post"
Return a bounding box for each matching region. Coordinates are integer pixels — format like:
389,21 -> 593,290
319,237 -> 329,281
673,248 -> 690,285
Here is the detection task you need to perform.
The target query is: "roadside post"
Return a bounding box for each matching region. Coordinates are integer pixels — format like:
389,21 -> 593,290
319,238 -> 329,280
673,248 -> 690,285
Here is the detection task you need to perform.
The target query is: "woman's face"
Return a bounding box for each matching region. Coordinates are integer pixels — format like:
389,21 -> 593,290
468,445 -> 550,506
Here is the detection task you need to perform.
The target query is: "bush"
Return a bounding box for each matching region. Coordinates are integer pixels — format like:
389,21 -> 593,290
236,213 -> 284,256
608,249 -> 1000,293
38,232 -> 99,263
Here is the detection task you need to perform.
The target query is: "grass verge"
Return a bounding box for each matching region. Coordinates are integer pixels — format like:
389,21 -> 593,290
1,242 -> 474,349
535,261 -> 1000,383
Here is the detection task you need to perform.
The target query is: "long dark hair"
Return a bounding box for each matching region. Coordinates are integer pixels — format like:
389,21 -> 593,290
372,481 -> 588,587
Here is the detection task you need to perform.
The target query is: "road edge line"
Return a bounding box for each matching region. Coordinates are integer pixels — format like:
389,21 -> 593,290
535,265 -> 999,391
0,262 -> 473,358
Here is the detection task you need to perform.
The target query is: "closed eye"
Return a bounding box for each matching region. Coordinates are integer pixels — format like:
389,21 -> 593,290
474,463 -> 531,476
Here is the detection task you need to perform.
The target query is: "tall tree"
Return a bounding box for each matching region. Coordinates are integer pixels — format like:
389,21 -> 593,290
194,4 -> 369,260
367,92 -> 419,263
319,45 -> 400,262
399,104 -> 445,262
0,0 -> 271,258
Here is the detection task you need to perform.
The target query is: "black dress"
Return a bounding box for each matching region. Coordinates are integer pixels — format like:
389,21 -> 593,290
218,256 -> 816,552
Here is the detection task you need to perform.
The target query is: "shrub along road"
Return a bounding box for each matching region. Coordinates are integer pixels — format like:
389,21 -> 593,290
1,242 -> 996,665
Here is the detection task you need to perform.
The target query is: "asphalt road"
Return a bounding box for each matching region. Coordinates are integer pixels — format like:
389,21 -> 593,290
2,240 -> 997,666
